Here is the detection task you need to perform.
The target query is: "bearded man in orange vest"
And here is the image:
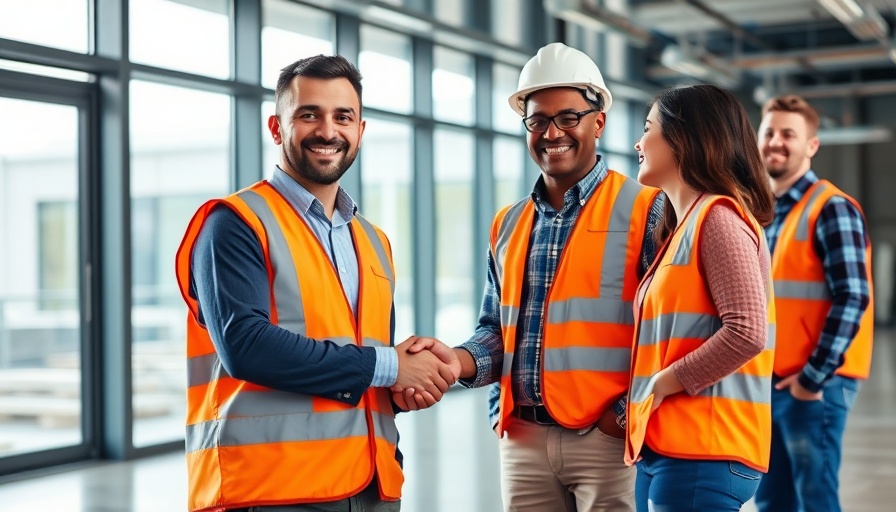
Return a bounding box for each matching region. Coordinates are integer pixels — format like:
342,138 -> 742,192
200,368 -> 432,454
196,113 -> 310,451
176,55 -> 460,512
753,95 -> 874,512
407,42 -> 663,511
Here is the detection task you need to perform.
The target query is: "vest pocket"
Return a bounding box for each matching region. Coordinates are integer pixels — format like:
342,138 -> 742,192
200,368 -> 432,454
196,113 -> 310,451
369,265 -> 394,313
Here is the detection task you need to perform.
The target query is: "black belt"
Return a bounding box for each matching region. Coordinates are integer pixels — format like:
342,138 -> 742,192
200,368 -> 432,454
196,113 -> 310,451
513,404 -> 558,425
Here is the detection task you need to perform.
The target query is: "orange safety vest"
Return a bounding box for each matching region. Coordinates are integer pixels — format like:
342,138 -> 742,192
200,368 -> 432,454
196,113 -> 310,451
175,181 -> 402,512
625,195 -> 775,472
493,170 -> 659,432
771,179 -> 874,380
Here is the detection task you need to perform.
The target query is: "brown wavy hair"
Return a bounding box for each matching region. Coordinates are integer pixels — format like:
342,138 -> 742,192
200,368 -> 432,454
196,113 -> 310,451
761,94 -> 820,136
649,84 -> 775,243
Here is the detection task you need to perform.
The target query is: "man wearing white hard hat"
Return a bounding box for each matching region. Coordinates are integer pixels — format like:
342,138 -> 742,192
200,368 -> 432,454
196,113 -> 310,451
452,42 -> 663,510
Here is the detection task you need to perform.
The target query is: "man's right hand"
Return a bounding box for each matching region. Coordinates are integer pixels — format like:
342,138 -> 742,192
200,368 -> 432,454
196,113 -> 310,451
392,336 -> 458,409
404,336 -> 476,380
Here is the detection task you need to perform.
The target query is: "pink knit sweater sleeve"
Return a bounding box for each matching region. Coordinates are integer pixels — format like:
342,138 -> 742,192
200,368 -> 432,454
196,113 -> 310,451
671,203 -> 771,395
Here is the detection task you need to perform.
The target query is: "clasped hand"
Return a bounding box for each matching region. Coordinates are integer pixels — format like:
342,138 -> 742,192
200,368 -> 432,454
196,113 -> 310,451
391,336 -> 461,411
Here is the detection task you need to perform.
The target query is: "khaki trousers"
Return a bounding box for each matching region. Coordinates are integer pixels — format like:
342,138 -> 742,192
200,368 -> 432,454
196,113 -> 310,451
499,416 -> 636,512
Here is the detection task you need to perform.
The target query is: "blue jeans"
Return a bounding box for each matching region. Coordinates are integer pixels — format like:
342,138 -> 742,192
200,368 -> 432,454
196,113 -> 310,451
754,375 -> 860,512
635,446 -> 762,511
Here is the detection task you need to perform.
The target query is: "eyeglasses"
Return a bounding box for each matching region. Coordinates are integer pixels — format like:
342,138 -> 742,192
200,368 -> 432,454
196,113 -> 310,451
522,108 -> 599,133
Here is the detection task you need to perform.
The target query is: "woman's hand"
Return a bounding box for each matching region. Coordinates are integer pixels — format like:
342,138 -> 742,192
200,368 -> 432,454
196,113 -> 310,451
651,367 -> 685,411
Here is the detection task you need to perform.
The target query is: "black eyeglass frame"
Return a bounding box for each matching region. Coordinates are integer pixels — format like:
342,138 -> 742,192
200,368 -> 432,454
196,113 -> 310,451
521,108 -> 600,133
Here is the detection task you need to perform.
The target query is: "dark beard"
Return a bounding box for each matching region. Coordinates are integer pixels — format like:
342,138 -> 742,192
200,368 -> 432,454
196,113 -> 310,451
284,136 -> 357,185
766,165 -> 788,179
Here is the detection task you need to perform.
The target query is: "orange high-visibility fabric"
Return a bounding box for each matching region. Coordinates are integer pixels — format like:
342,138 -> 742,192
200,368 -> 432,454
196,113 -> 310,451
771,179 -> 873,380
175,181 -> 401,512
625,195 -> 775,472
494,171 -> 659,432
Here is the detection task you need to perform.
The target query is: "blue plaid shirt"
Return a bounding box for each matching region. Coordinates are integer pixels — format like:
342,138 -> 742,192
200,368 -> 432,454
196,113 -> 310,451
459,159 -> 663,426
765,170 -> 871,393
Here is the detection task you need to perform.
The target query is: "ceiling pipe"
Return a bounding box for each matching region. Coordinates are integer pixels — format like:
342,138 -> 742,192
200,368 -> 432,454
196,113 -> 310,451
677,0 -> 818,81
731,43 -> 891,72
755,79 -> 896,100
543,0 -> 654,48
676,0 -> 774,52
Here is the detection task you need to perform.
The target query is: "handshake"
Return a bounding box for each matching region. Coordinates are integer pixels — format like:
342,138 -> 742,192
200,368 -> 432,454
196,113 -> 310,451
391,336 -> 462,411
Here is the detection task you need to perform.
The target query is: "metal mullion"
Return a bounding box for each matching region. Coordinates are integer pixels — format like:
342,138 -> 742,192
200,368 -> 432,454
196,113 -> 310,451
233,0 -> 264,190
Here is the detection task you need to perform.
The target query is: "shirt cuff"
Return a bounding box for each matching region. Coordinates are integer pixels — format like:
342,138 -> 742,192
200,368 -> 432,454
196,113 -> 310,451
371,347 -> 398,387
457,342 -> 491,388
798,370 -> 824,394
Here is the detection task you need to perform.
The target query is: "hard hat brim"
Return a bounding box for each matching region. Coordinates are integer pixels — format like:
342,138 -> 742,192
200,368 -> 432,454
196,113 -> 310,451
508,82 -> 613,117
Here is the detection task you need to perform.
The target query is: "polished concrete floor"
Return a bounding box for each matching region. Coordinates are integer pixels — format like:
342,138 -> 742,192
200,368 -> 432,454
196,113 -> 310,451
1,330 -> 895,511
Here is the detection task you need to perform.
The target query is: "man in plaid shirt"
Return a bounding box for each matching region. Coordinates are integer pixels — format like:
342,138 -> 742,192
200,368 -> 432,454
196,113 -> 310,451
445,43 -> 663,512
755,95 -> 873,512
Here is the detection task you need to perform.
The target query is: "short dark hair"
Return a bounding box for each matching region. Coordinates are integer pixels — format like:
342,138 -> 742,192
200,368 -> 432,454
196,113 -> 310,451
761,94 -> 820,136
649,84 -> 775,242
274,55 -> 363,117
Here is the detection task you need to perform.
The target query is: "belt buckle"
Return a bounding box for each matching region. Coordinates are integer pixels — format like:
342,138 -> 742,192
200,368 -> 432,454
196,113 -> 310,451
533,406 -> 552,425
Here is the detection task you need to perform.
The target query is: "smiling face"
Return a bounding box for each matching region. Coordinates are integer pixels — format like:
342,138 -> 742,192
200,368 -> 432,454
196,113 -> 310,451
757,110 -> 818,186
524,87 -> 605,189
634,104 -> 678,190
268,76 -> 365,187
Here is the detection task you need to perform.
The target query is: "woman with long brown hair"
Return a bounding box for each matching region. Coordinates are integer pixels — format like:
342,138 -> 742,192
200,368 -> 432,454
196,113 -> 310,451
625,84 -> 776,511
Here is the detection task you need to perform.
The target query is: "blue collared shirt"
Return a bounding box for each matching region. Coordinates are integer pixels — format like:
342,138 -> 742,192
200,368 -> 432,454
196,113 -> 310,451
270,169 -> 398,387
270,169 -> 360,313
765,170 -> 871,392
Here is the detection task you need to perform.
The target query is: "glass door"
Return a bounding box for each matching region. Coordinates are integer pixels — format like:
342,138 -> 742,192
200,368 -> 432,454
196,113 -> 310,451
0,83 -> 95,471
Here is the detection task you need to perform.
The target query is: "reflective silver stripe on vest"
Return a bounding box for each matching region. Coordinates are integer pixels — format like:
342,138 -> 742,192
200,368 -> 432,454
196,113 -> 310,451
186,418 -> 219,453
599,178 -> 640,298
502,351 -> 514,377
631,371 -> 769,404
362,336 -> 389,348
546,297 -> 634,325
544,346 -> 631,372
637,312 -> 721,346
372,410 -> 399,445
222,389 -> 315,417
500,305 -> 520,328
670,196 -> 707,266
355,213 -> 395,294
239,190 -> 307,335
796,182 -> 830,242
187,409 -> 370,452
493,199 -> 530,285
630,374 -> 660,403
772,279 -> 832,301
188,352 -> 230,388
697,371 -> 771,404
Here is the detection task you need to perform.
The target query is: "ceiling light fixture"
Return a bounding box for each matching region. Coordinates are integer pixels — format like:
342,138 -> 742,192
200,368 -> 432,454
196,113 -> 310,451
817,0 -> 889,42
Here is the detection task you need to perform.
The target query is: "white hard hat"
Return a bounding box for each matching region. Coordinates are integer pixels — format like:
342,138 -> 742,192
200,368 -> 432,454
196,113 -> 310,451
508,42 -> 613,117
